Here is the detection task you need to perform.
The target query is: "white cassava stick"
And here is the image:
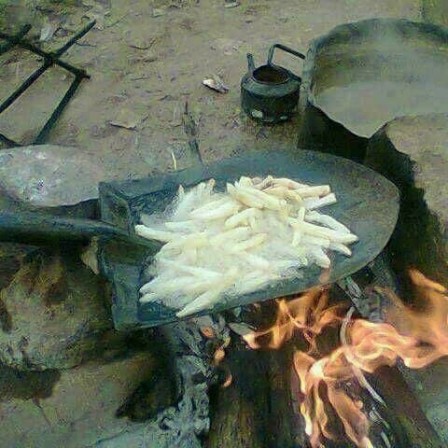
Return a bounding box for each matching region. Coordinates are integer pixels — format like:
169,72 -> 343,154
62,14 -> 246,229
136,175 -> 359,316
135,225 -> 175,242
303,193 -> 337,210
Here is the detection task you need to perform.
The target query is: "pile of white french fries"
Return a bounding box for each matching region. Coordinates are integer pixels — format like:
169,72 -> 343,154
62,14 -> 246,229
135,175 -> 358,318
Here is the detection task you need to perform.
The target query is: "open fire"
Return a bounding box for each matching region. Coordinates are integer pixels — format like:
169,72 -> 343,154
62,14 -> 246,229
242,269 -> 448,447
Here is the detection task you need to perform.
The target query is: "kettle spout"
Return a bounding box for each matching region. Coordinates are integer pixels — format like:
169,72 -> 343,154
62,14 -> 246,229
246,53 -> 255,72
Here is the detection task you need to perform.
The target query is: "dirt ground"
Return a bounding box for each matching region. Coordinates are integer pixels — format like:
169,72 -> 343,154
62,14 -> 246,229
1,1 -> 427,447
1,0 -> 420,183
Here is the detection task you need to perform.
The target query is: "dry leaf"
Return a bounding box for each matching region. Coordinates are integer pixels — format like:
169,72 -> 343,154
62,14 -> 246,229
202,75 -> 229,93
153,8 -> 166,17
110,109 -> 143,130
40,22 -> 58,42
80,238 -> 99,274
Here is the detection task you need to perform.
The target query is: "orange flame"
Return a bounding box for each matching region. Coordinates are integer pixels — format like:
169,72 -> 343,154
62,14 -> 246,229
244,288 -> 346,350
242,270 -> 448,447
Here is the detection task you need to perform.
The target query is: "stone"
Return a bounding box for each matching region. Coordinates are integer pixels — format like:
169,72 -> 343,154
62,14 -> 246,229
365,113 -> 448,444
0,145 -> 105,208
400,359 -> 448,446
422,0 -> 448,26
365,113 -> 448,287
0,249 -> 114,370
0,351 -> 161,448
299,19 -> 448,163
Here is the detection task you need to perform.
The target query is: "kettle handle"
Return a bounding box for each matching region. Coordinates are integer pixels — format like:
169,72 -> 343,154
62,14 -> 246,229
247,53 -> 256,73
267,44 -> 305,70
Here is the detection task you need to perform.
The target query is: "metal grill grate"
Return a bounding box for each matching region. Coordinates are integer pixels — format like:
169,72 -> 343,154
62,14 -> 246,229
0,21 -> 95,148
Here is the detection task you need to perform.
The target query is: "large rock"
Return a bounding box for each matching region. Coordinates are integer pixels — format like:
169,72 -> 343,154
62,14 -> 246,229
0,351 -> 166,448
0,145 -> 105,209
422,0 -> 448,26
365,113 -> 448,287
365,113 -> 448,444
0,249 -> 114,370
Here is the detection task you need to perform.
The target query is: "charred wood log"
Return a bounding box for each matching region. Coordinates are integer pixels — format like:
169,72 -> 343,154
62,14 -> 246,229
339,259 -> 446,447
206,303 -> 303,448
205,343 -> 302,448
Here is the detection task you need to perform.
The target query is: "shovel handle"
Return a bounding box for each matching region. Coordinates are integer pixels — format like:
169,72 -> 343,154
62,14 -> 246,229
0,211 -> 151,248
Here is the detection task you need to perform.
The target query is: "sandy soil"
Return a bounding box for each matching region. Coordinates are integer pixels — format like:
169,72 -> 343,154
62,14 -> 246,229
0,0 -> 420,182
0,1 -> 426,447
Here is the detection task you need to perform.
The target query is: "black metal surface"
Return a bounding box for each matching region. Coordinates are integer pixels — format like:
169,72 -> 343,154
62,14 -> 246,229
34,76 -> 83,145
0,64 -> 50,115
0,22 -> 93,77
0,24 -> 31,55
0,211 -> 155,249
298,18 -> 448,162
267,43 -> 305,67
98,150 -> 399,330
0,133 -> 19,148
0,21 -> 95,148
241,43 -> 305,124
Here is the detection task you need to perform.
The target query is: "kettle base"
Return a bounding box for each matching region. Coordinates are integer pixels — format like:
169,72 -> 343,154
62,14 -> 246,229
242,105 -> 296,124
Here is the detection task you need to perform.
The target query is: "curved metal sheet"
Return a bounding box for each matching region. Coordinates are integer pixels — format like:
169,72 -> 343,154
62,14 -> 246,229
302,18 -> 448,139
100,149 -> 399,328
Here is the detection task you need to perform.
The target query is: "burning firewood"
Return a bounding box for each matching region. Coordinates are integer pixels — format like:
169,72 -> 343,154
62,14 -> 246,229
240,271 -> 448,448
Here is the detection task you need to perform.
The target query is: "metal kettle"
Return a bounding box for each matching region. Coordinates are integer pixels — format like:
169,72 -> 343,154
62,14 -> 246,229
241,43 -> 305,124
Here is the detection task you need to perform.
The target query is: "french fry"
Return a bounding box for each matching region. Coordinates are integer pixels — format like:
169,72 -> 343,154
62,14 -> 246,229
272,177 -> 308,189
329,242 -> 352,256
190,199 -> 241,220
292,220 -> 358,244
303,235 -> 331,249
237,271 -> 274,294
295,185 -> 331,197
237,176 -> 254,188
176,287 -> 224,317
138,174 -> 359,318
164,220 -> 196,231
297,207 -> 306,221
305,211 -> 351,234
263,186 -> 286,198
210,226 -> 252,245
303,193 -> 337,210
176,267 -> 239,317
231,233 -> 267,252
243,253 -> 271,270
189,197 -> 227,214
306,246 -> 331,269
292,230 -> 302,247
135,225 -> 175,242
140,292 -> 158,303
253,175 -> 274,190
237,186 -> 287,210
227,182 -> 266,209
162,232 -> 208,251
224,208 -> 260,229
158,260 -> 222,279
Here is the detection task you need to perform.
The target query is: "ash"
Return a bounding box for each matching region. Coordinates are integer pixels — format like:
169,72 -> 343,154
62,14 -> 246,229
338,253 -> 398,323
96,315 -> 230,448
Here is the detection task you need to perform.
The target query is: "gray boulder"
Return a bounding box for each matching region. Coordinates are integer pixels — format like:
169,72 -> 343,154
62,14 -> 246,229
0,249 -> 114,370
365,113 -> 448,285
0,145 -> 104,208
